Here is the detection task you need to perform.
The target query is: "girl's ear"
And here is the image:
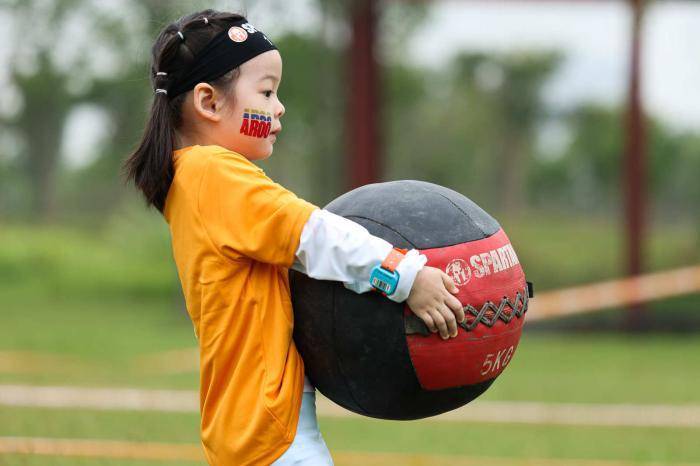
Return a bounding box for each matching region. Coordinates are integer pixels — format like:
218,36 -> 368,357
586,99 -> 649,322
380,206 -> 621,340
192,83 -> 222,123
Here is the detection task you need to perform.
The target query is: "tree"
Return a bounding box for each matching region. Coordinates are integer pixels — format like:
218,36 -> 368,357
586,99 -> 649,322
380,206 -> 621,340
9,51 -> 74,218
2,0 -> 163,220
451,52 -> 561,212
383,51 -> 561,214
529,102 -> 700,221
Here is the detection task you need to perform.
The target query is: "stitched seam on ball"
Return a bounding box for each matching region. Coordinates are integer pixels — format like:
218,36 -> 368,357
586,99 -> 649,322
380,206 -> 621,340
344,215 -> 417,248
430,190 -> 486,236
460,288 -> 529,332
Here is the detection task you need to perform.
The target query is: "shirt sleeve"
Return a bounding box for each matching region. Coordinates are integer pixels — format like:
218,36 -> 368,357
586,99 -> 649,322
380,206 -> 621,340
197,151 -> 319,267
291,209 -> 427,303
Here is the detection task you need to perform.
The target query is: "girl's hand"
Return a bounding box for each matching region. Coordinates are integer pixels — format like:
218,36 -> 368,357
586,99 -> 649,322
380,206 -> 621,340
406,266 -> 465,339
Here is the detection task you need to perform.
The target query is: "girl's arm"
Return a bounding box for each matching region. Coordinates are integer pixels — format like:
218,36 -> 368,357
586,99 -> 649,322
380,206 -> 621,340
291,209 -> 427,303
196,151 -> 462,338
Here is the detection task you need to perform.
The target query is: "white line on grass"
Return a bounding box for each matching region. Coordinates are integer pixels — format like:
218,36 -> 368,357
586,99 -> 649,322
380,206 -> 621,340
1,384 -> 700,428
0,384 -> 197,412
1,437 -> 698,466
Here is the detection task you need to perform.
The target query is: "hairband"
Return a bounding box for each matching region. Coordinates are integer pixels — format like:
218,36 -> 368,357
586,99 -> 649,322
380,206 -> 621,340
166,18 -> 276,98
154,71 -> 168,95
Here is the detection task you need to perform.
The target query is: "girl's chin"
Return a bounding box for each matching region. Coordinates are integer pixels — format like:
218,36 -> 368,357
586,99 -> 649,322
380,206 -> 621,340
240,141 -> 274,160
255,146 -> 273,160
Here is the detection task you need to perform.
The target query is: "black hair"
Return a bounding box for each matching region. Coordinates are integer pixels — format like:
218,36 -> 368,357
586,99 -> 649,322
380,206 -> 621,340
123,9 -> 244,213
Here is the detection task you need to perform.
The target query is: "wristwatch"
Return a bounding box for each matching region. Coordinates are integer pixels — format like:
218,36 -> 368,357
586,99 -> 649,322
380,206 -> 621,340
370,247 -> 407,296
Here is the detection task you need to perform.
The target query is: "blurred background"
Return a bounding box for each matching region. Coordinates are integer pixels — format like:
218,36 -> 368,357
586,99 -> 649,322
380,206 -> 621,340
1,0 -> 698,465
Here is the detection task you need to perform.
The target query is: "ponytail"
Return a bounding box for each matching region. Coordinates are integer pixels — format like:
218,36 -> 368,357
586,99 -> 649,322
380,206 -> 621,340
123,88 -> 176,213
122,9 -> 245,214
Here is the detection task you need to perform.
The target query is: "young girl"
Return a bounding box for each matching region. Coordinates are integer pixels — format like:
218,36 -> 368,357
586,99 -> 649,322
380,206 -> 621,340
124,9 -> 464,466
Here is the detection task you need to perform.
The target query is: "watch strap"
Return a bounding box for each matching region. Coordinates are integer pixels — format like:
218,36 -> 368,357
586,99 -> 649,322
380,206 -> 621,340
381,247 -> 407,272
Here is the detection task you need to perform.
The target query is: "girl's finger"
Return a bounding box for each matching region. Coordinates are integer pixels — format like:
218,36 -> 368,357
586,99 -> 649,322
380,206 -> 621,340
419,311 -> 437,333
438,305 -> 458,337
429,309 -> 450,339
444,293 -> 465,323
440,271 -> 459,294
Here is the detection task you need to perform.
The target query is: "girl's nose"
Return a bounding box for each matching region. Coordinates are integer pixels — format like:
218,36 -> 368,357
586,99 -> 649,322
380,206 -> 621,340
276,101 -> 285,119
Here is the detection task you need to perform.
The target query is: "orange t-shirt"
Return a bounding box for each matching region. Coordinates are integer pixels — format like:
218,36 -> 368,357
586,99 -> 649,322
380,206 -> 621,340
163,144 -> 318,465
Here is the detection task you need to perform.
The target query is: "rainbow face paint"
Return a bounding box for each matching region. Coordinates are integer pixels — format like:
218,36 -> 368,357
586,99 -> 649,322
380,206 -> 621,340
240,108 -> 272,138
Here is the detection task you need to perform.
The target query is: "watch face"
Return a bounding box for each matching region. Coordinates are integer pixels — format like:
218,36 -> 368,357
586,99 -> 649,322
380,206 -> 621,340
371,276 -> 393,294
370,267 -> 399,295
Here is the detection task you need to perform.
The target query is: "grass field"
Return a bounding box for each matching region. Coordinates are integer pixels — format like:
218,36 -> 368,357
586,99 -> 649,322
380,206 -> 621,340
2,408 -> 700,465
1,213 -> 699,464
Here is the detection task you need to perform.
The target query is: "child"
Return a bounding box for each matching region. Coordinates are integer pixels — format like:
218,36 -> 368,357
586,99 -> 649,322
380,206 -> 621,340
124,9 -> 464,466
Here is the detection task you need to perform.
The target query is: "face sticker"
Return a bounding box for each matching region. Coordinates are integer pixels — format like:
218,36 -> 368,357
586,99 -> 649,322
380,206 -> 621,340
240,109 -> 272,138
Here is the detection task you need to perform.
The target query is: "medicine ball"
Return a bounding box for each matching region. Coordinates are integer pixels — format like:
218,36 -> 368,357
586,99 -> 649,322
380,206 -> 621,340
290,181 -> 530,420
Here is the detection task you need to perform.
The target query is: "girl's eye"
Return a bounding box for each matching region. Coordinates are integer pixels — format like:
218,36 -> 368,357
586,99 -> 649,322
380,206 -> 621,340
263,90 -> 273,98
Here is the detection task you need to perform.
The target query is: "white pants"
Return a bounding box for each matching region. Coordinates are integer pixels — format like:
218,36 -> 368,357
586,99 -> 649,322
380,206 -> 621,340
271,391 -> 334,465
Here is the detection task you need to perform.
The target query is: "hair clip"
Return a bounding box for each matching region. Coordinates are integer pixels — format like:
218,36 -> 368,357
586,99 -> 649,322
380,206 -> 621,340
203,17 -> 209,25
177,31 -> 185,40
156,72 -> 167,77
155,89 -> 168,95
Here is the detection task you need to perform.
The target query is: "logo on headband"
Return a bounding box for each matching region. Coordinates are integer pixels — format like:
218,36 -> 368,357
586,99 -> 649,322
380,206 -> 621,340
241,23 -> 258,34
228,26 -> 248,43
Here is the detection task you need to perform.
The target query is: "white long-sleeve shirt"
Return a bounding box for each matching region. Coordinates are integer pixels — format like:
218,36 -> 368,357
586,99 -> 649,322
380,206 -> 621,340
291,208 -> 428,391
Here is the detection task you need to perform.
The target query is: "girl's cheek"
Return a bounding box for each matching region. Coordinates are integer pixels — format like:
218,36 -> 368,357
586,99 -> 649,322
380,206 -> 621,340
238,108 -> 272,139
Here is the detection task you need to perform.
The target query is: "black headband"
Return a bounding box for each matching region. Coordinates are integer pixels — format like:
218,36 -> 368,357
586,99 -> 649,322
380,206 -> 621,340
168,19 -> 277,98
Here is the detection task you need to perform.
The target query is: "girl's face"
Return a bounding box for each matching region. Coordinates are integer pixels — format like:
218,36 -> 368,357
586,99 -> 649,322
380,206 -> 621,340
184,50 -> 285,160
222,50 -> 285,160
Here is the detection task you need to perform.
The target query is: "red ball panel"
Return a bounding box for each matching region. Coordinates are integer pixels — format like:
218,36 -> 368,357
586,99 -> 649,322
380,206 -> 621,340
406,228 -> 527,390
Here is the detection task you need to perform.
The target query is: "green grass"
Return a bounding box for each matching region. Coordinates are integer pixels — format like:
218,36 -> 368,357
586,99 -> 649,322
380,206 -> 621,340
499,214 -> 699,290
1,211 -> 697,299
321,418 -> 700,463
1,406 -> 699,464
0,407 -> 199,443
0,209 -> 177,301
2,291 -> 699,404
2,287 -> 700,402
0,296 -> 197,389
484,332 -> 700,404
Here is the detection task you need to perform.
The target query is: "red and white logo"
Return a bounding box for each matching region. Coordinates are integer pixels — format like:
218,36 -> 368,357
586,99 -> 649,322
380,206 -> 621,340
446,259 -> 472,286
469,243 -> 519,278
444,243 -> 520,287
228,26 -> 248,43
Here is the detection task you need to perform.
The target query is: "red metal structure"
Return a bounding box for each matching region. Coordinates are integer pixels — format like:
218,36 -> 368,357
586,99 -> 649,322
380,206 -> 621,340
624,0 -> 647,329
347,0 -> 649,329
347,0 -> 380,190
